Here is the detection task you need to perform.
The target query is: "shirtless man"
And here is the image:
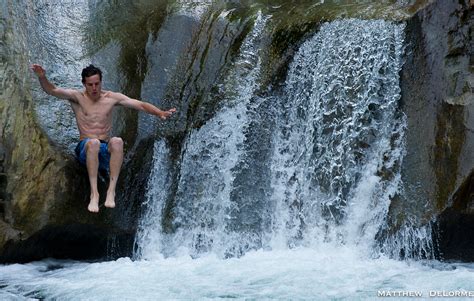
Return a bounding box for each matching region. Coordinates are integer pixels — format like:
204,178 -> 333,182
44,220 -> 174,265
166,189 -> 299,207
31,64 -> 176,213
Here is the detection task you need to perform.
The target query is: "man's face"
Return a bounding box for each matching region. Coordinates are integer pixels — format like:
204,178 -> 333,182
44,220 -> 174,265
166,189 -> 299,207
83,74 -> 102,99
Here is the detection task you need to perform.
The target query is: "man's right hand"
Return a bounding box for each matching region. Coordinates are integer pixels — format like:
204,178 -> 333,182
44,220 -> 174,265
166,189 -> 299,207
30,64 -> 75,101
31,64 -> 46,77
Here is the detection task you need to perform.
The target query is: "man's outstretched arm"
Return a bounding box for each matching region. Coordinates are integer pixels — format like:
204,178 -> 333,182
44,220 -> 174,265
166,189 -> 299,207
115,93 -> 176,120
31,64 -> 77,101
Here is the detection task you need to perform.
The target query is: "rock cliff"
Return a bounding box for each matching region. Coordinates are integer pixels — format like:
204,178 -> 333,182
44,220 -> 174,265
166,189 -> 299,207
398,0 -> 473,260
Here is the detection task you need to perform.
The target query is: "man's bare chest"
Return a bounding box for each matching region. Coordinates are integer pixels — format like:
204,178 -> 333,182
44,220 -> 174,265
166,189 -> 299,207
73,98 -> 116,118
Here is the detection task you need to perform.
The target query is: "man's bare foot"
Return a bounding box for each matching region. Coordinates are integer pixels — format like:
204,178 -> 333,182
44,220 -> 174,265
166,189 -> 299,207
88,194 -> 100,213
105,191 -> 115,208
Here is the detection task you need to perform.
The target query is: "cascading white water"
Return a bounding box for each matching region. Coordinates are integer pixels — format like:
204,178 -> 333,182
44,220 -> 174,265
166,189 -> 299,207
269,19 -> 408,254
135,18 -> 431,260
174,0 -> 213,17
134,140 -> 173,260
135,12 -> 270,259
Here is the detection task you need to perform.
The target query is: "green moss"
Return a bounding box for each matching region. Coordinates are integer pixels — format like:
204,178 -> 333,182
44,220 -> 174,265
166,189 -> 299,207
84,1 -> 170,53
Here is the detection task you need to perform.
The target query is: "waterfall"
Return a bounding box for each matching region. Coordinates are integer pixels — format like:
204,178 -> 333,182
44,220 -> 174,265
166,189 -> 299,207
135,12 -> 270,259
134,140 -> 173,260
136,17 -> 434,259
269,19 -> 407,254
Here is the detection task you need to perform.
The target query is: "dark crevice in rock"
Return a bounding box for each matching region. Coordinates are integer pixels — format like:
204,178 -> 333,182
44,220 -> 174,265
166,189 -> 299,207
0,223 -> 134,264
435,208 -> 474,262
435,170 -> 474,261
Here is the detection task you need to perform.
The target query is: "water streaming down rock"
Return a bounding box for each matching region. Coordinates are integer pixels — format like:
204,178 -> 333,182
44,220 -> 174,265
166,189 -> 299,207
134,140 -> 172,260
135,18 -> 436,260
271,19 -> 435,259
135,12 -> 270,259
270,19 -> 408,252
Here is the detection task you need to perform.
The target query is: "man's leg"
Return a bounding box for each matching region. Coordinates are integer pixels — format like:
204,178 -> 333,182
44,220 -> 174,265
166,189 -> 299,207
105,137 -> 123,208
86,139 -> 101,212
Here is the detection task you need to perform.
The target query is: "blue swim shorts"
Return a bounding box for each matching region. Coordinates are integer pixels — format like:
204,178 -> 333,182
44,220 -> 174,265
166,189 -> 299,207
74,138 -> 110,172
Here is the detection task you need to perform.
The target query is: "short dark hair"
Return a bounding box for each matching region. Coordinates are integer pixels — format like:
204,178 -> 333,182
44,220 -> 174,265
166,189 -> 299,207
81,64 -> 102,83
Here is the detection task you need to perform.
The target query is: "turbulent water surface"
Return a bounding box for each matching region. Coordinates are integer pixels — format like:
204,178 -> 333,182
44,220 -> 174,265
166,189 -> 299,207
1,249 -> 474,300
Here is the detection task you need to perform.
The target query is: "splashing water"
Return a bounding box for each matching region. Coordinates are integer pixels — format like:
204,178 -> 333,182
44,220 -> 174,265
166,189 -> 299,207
134,140 -> 173,260
136,18 -> 435,261
135,12 -> 270,259
269,19 -> 409,254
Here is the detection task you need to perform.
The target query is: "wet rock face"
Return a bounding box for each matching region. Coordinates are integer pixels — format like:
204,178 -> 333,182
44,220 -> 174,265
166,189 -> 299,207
432,0 -> 474,262
398,0 -> 473,261
395,0 -> 473,218
402,1 -> 474,205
